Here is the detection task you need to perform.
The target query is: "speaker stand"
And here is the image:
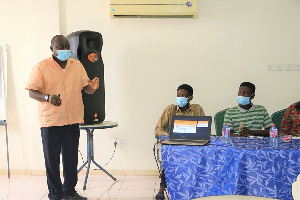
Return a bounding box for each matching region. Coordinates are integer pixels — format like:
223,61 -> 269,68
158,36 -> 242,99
78,122 -> 118,190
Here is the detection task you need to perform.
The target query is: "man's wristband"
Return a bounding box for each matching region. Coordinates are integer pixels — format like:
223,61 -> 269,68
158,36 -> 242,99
44,94 -> 49,102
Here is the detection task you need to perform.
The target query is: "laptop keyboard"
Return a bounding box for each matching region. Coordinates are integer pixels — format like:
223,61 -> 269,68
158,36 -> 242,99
169,139 -> 207,144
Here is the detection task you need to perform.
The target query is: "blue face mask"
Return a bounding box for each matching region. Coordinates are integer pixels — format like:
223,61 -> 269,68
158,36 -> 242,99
176,97 -> 189,107
56,50 -> 71,61
237,96 -> 250,105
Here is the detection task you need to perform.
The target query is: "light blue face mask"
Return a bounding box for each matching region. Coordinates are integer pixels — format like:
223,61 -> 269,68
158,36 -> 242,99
176,97 -> 189,107
237,96 -> 251,105
56,50 -> 71,61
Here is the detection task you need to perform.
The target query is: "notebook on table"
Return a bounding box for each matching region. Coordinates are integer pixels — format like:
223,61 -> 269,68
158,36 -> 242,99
161,115 -> 212,146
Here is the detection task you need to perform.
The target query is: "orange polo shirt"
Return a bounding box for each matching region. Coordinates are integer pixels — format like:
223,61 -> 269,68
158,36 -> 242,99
25,57 -> 89,127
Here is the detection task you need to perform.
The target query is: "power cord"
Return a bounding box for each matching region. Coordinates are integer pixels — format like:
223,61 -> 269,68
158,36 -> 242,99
78,141 -> 117,170
101,142 -> 117,169
78,149 -> 87,169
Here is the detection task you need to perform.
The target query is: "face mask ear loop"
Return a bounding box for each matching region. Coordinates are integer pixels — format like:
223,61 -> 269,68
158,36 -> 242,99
250,93 -> 255,101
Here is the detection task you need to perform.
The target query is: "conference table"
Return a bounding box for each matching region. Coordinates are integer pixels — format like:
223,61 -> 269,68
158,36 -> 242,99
161,136 -> 300,200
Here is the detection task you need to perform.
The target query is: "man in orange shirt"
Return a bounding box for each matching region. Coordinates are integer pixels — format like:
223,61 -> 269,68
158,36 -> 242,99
26,35 -> 99,200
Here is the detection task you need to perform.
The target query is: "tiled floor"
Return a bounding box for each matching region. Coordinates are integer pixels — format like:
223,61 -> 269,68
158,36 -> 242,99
0,174 -> 282,200
0,174 -> 161,200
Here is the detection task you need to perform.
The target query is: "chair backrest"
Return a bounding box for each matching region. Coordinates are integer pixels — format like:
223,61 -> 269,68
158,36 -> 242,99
214,108 -> 229,136
271,108 -> 287,130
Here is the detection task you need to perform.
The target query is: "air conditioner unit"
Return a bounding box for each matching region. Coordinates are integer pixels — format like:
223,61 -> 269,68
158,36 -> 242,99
110,0 -> 198,19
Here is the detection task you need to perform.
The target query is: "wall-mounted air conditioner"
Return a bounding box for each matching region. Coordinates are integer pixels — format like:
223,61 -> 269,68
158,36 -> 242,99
110,0 -> 198,19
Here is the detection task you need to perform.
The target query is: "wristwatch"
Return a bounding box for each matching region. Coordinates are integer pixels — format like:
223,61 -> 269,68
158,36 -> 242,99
44,94 -> 49,102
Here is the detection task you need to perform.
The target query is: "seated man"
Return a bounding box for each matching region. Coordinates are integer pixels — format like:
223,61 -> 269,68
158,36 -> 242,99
279,102 -> 300,136
224,82 -> 272,137
154,84 -> 205,199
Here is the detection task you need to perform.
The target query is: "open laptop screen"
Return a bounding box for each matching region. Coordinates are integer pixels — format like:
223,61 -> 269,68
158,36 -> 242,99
170,116 -> 212,140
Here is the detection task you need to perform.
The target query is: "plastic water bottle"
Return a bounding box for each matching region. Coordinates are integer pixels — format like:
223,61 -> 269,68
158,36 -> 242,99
222,123 -> 230,143
269,124 -> 278,148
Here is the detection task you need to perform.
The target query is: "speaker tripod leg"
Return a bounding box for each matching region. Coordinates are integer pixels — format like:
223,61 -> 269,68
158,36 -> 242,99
92,160 -> 117,181
83,159 -> 92,190
77,160 -> 88,173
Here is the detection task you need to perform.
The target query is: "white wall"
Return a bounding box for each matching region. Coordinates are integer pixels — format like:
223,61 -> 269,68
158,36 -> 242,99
0,0 -> 29,171
0,0 -> 60,171
0,0 -> 299,174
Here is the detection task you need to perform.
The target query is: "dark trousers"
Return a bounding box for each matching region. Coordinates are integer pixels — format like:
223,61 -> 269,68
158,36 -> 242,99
41,124 -> 80,200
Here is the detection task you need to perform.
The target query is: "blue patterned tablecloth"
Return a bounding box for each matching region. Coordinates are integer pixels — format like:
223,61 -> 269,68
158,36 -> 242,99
161,136 -> 300,200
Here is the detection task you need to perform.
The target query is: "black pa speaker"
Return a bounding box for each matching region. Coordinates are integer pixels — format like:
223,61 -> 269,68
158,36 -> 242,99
67,31 -> 105,124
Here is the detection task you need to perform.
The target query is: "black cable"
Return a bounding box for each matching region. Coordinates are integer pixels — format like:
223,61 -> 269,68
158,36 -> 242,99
78,142 -> 117,170
99,147 -> 117,169
93,142 -> 117,170
78,149 -> 87,169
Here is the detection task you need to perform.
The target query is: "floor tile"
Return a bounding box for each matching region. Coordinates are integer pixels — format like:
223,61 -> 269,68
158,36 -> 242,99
121,176 -> 157,190
82,189 -> 119,200
80,175 -> 124,191
4,176 -> 48,200
0,174 -> 283,200
118,189 -> 156,199
0,175 -> 32,199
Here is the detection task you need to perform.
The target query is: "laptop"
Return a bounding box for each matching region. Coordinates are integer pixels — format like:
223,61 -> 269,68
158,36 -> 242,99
161,115 -> 212,146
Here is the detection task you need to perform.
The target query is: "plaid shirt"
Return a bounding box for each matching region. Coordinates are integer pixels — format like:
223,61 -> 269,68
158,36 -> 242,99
279,101 -> 300,136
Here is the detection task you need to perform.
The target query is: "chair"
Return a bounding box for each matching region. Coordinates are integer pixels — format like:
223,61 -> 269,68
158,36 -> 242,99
153,134 -> 170,200
271,109 -> 286,130
154,136 -> 162,175
154,133 -> 168,175
214,108 -> 229,136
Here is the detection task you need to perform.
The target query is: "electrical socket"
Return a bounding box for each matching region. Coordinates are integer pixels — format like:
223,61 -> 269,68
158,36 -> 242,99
113,138 -> 124,146
275,64 -> 284,71
294,64 -> 300,71
285,64 -> 293,71
267,65 -> 275,71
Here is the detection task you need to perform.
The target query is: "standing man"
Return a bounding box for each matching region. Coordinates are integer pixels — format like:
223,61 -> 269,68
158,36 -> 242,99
154,84 -> 205,199
224,82 -> 272,137
26,35 -> 99,200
